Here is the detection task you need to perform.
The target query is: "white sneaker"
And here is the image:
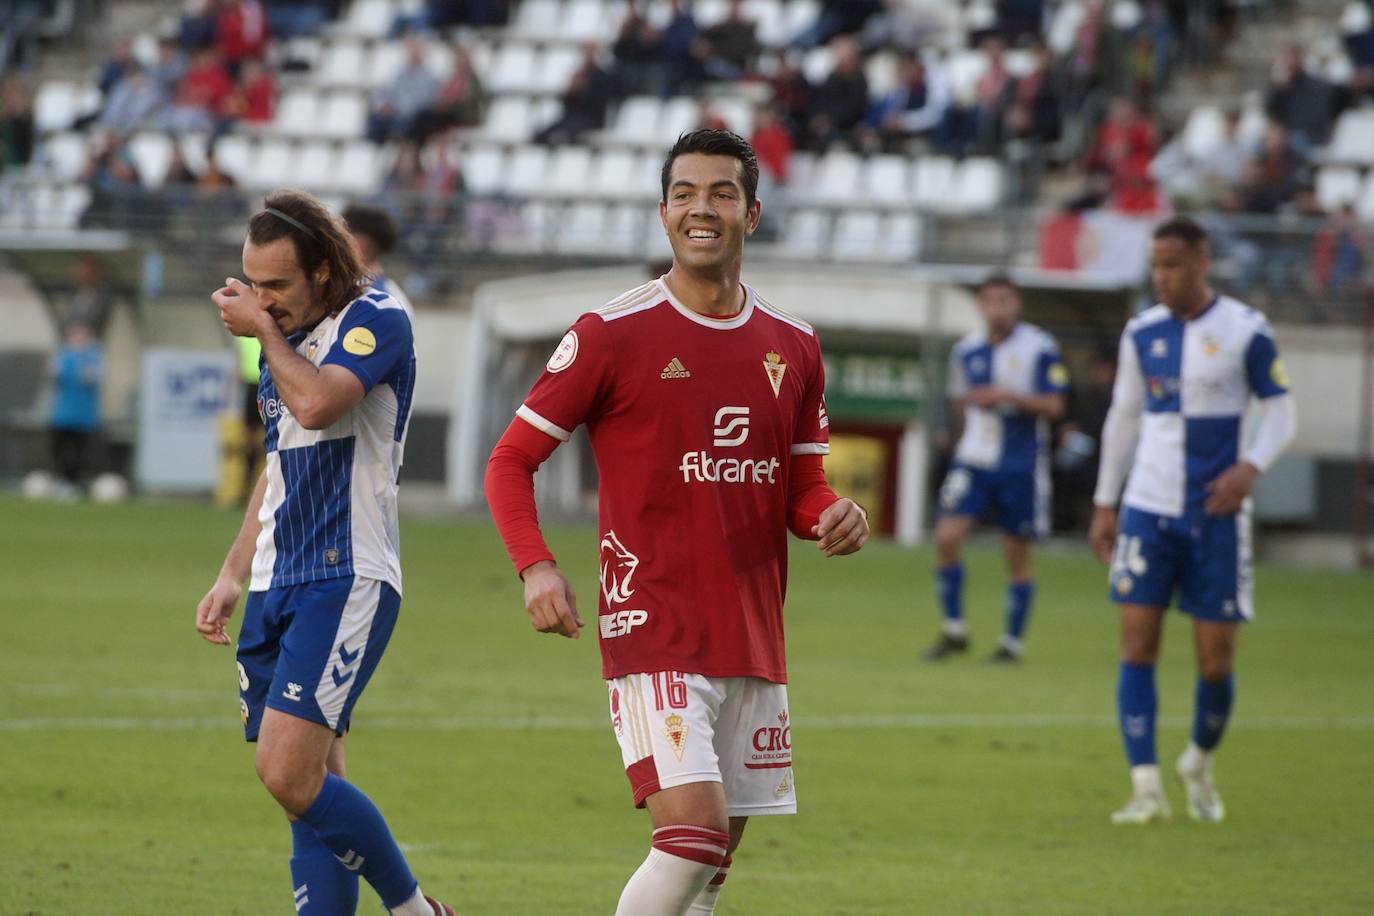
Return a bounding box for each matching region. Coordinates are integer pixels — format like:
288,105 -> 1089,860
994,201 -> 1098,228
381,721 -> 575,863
1176,750 -> 1225,823
1110,791 -> 1171,824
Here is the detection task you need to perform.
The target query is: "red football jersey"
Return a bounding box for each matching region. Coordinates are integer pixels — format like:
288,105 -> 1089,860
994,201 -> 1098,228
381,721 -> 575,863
517,278 -> 830,683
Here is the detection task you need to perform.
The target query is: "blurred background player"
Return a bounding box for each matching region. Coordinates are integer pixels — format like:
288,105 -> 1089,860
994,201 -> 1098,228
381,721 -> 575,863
343,202 -> 414,318
923,275 -> 1068,663
484,130 -> 869,916
193,191 -> 452,916
48,318 -> 104,496
1090,216 -> 1297,825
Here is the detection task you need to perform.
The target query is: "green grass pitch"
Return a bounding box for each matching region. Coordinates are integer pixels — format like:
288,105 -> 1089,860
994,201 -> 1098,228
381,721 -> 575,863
2,494 -> 1372,914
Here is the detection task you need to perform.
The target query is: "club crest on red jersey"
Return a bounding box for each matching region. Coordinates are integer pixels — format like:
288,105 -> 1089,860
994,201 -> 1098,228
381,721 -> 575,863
763,350 -> 787,398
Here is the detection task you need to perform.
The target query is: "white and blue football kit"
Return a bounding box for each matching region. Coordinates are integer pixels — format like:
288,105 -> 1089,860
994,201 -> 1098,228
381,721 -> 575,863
237,288 -> 416,740
940,322 -> 1068,539
1096,295 -> 1292,621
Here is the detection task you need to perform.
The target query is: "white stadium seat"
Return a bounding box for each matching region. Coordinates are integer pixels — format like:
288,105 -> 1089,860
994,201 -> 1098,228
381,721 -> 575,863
535,46 -> 583,95
512,0 -> 562,41
1316,165 -> 1362,212
831,210 -> 883,261
631,149 -> 665,200
212,134 -> 253,184
783,0 -> 820,42
547,145 -> 594,196
708,96 -> 755,138
782,208 -> 828,259
505,145 -> 551,197
913,155 -> 956,211
661,96 -> 701,141
862,154 -> 913,208
461,145 -> 507,195
127,132 -> 175,188
555,202 -> 608,253
336,0 -> 394,38
806,149 -> 862,206
318,91 -> 368,140
1182,105 -> 1225,160
589,148 -> 637,197
320,41 -> 367,87
34,81 -> 79,133
610,96 -> 663,145
562,0 -> 622,41
481,96 -> 535,142
1326,109 -> 1374,165
336,142 -> 382,195
882,212 -> 921,261
180,133 -> 211,175
604,203 -> 645,257
274,89 -> 320,137
249,138 -> 296,190
368,41 -> 407,88
41,132 -> 92,182
487,43 -> 540,94
1355,170 -> 1374,222
294,141 -> 337,191
745,0 -> 788,46
950,157 -> 1003,213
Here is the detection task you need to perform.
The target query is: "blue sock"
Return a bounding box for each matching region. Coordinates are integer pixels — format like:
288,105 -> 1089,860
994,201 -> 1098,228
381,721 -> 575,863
291,819 -> 360,915
1117,662 -> 1158,766
299,773 -> 419,910
1005,580 -> 1034,640
1193,674 -> 1235,751
936,563 -> 965,626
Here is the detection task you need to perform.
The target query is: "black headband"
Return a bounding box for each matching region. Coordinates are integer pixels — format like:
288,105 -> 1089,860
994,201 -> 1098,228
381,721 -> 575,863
264,207 -> 318,241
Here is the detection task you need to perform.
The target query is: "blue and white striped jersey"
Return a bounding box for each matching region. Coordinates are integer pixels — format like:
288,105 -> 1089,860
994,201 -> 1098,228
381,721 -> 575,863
948,322 -> 1068,473
250,288 -> 416,594
1112,295 -> 1288,517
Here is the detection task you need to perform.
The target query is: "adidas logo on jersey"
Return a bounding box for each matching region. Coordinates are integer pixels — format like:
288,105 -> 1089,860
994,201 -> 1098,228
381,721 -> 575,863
660,357 -> 691,379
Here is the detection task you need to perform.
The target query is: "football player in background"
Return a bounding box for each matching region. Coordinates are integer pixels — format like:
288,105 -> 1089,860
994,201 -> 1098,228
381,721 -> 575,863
923,276 -> 1068,663
195,190 -> 452,914
485,130 -> 870,916
1090,216 -> 1296,824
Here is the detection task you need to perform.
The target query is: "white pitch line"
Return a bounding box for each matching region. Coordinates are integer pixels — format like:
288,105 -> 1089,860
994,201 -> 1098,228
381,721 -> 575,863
1,714 -> 1372,733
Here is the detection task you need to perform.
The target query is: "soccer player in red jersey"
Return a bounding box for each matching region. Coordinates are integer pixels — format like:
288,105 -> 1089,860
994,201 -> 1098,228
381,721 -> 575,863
484,130 -> 870,915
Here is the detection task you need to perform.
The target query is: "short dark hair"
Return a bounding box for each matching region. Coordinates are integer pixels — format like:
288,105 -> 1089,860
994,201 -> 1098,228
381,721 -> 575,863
976,272 -> 1017,295
660,129 -> 760,206
248,190 -> 369,312
1152,215 -> 1210,253
342,203 -> 399,256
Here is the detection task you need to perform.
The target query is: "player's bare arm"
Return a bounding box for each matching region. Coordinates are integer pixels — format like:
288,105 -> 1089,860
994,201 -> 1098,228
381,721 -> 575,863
213,277 -> 366,429
1204,461 -> 1260,516
968,386 -> 1066,419
196,471 -> 267,645
520,558 -> 584,638
1089,506 -> 1117,565
814,498 -> 869,557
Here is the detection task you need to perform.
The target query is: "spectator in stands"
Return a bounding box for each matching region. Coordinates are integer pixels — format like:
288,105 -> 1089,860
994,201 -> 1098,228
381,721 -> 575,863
48,319 -> 105,489
229,57 -> 278,123
1197,109 -> 1249,190
997,0 -> 1045,43
162,46 -> 236,135
858,50 -> 949,152
96,38 -> 138,98
263,0 -> 337,39
409,45 -> 486,143
98,63 -> 166,135
1232,159 -> 1288,215
178,0 -> 221,51
1265,45 -> 1340,151
697,0 -> 761,82
1003,39 -> 1062,147
659,0 -> 704,98
1081,96 -> 1158,202
859,0 -> 959,52
533,44 -> 621,145
216,0 -> 270,74
151,35 -> 189,96
969,36 -> 1013,150
60,256 -> 115,337
0,75 -> 34,169
165,144 -> 199,185
366,36 -> 438,143
79,134 -> 150,229
343,203 -> 414,315
793,0 -> 883,48
765,52 -> 811,141
1064,0 -> 1113,105
196,145 -> 247,220
803,36 -> 869,149
751,103 -> 793,239
612,9 -> 665,96
1311,204 -> 1367,298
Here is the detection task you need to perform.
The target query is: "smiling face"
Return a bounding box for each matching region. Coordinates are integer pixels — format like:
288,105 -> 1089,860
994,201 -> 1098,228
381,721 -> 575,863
659,152 -> 761,274
242,236 -> 329,336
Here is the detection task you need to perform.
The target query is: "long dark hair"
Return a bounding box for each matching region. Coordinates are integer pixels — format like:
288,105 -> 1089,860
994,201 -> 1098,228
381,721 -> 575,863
247,190 -> 370,312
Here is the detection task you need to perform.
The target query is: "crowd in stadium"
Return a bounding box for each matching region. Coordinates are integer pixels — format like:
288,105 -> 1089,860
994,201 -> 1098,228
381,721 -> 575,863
1,0 -> 1373,295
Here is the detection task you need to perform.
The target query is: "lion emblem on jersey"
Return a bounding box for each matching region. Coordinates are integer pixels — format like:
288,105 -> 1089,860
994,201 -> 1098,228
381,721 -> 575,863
599,530 -> 640,606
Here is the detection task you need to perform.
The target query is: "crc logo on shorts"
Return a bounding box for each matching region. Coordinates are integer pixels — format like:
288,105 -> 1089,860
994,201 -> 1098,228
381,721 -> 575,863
599,530 -> 639,605
283,682 -> 303,702
600,609 -> 649,639
664,713 -> 689,760
680,405 -> 779,485
239,698 -> 250,726
747,710 -> 792,770
237,661 -> 249,691
610,687 -> 623,736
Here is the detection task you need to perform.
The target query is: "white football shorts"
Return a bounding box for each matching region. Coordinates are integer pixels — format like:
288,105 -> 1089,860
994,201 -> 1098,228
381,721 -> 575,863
606,671 -> 797,816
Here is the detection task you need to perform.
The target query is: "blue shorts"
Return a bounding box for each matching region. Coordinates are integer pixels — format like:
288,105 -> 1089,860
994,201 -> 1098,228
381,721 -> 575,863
1108,505 -> 1253,622
938,463 -> 1046,539
236,576 -> 401,741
